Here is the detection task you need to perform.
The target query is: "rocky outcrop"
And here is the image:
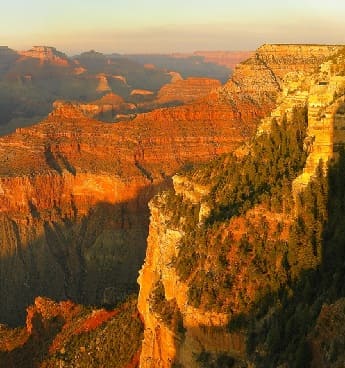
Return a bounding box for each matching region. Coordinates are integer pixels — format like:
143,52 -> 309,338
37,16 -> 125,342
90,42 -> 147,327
96,73 -> 112,92
137,44 -> 345,368
19,46 -> 71,66
0,73 -> 264,325
66,93 -> 136,121
292,51 -> 345,193
156,77 -> 221,104
223,44 -> 342,99
138,184 -> 246,368
131,90 -> 154,96
0,296 -> 142,368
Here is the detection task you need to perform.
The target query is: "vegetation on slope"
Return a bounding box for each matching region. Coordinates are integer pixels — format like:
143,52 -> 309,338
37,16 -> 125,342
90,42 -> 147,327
169,108 -> 309,311
149,280 -> 185,333
158,105 -> 345,366
0,296 -> 143,368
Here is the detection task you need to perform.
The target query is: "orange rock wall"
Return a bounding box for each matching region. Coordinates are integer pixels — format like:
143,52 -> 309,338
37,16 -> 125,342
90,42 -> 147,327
137,44 -> 344,368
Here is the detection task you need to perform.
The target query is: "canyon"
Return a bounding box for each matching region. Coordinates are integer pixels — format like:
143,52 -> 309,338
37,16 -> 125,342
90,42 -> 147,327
137,44 -> 345,367
1,44 -> 345,367
0,46 -> 236,134
0,44 -> 279,325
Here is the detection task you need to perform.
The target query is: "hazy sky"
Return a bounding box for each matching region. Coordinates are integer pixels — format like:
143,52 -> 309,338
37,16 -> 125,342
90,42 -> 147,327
1,0 -> 345,54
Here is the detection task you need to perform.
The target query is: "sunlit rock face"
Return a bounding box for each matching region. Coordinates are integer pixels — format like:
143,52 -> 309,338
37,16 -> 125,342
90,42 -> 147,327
0,54 -> 270,325
156,77 -> 221,104
137,44 -> 345,368
19,46 -> 72,66
138,187 -> 246,368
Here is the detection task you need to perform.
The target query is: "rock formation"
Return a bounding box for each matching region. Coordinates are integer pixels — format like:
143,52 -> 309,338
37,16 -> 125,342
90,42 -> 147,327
156,77 -> 221,104
19,46 -> 71,67
0,46 -> 172,132
293,56 -> 345,192
96,73 -> 112,92
71,93 -> 135,121
0,296 -> 142,368
0,47 -> 272,325
137,44 -> 345,368
3,45 -> 345,368
138,181 -> 247,368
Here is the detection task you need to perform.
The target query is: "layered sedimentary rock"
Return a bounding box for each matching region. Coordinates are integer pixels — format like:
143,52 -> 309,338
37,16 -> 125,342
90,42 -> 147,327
224,44 -> 342,97
137,44 -> 345,368
156,77 -> 221,104
0,46 -> 172,132
68,93 -> 136,121
19,46 -> 71,67
293,52 -> 345,192
138,183 -> 246,368
0,52 -> 270,325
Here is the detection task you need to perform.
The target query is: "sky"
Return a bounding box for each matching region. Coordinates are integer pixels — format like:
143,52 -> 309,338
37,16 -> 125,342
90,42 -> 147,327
1,0 -> 345,54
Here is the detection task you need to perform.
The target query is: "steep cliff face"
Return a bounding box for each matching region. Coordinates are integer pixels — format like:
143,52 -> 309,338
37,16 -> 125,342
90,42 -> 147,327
138,184 -> 246,368
0,57 -> 269,326
293,56 -> 345,193
223,44 -> 342,98
137,45 -> 345,368
156,77 -> 221,104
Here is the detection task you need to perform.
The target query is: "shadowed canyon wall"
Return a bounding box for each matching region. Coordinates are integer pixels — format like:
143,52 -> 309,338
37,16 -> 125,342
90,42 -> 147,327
0,46 -> 276,326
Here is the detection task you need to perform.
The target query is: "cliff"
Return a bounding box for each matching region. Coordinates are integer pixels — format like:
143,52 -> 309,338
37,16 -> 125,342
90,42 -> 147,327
19,46 -> 71,67
137,45 -> 345,367
293,55 -> 345,193
138,186 -> 247,368
0,53 -> 269,326
156,77 -> 221,104
223,44 -> 342,96
65,93 -> 136,121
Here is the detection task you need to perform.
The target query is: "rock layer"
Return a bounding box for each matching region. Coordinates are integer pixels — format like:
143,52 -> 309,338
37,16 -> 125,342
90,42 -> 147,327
137,44 -> 345,368
0,55 -> 269,325
156,77 -> 221,104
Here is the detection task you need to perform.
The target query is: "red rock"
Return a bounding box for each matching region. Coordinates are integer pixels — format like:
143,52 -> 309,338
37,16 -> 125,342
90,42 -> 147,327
156,77 -> 221,104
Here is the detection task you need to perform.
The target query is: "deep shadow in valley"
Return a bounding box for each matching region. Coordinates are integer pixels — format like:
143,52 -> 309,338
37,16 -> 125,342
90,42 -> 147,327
0,180 -> 171,327
0,314 -> 65,368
